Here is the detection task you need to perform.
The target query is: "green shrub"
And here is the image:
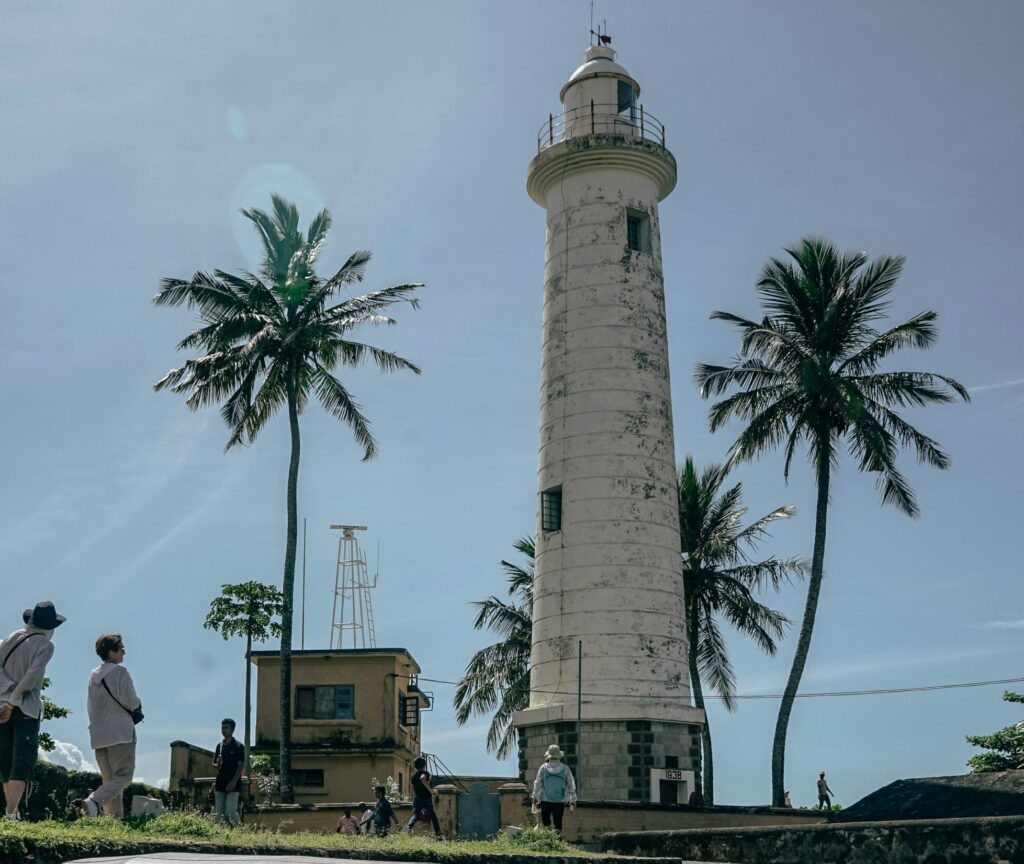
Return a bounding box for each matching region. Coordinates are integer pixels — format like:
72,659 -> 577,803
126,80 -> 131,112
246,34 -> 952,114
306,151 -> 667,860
135,811 -> 218,838
495,826 -> 572,853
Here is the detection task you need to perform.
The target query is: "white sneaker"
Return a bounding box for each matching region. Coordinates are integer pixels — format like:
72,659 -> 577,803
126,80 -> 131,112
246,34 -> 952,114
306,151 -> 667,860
84,797 -> 100,817
4,811 -> 19,820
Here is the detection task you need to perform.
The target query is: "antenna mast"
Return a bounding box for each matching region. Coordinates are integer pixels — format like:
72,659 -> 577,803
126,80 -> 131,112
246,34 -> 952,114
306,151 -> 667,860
329,524 -> 379,649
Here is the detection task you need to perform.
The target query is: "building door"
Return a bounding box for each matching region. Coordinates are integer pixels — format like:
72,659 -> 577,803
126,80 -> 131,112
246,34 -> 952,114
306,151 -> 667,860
457,781 -> 499,839
658,779 -> 679,805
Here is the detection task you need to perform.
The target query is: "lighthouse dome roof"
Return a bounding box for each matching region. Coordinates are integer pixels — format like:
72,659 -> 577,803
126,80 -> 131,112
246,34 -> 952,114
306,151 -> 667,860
560,44 -> 640,101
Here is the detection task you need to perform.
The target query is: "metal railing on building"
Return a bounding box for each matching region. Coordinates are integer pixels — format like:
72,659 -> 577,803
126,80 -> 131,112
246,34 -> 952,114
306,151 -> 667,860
537,102 -> 666,152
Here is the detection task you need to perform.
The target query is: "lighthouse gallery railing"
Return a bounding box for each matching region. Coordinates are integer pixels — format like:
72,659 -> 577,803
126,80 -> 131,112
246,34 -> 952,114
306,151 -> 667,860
537,102 -> 667,152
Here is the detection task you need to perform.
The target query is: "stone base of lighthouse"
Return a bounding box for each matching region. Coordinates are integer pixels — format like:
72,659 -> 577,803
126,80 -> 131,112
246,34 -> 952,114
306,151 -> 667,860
517,716 -> 703,804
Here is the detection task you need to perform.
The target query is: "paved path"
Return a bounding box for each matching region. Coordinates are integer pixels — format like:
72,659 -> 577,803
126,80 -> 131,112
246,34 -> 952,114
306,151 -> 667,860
68,855 -> 404,864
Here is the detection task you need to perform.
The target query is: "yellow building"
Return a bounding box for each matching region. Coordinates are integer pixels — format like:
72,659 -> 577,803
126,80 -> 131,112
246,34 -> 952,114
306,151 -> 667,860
250,647 -> 430,803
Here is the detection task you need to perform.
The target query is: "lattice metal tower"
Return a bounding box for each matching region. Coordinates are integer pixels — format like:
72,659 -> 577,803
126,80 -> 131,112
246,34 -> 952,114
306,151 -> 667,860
329,524 -> 378,649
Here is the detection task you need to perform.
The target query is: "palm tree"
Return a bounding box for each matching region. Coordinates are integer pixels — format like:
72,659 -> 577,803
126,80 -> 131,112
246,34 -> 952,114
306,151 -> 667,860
695,236 -> 968,805
203,581 -> 284,802
154,195 -> 422,801
678,455 -> 804,805
453,537 -> 533,759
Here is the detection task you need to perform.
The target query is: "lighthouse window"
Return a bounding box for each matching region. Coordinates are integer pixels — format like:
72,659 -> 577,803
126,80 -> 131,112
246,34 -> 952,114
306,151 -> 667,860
626,209 -> 650,253
617,80 -> 637,121
541,486 -> 562,533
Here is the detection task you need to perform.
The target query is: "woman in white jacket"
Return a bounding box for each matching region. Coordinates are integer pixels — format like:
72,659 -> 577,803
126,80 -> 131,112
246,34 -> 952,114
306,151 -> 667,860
532,744 -> 577,833
83,634 -> 142,818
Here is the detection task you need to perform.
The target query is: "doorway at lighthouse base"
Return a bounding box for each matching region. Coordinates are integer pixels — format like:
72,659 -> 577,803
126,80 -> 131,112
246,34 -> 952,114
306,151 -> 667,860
518,719 -> 701,804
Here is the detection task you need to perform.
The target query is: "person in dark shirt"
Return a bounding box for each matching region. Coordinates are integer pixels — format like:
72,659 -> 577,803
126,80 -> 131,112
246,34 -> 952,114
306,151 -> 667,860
372,784 -> 398,836
407,755 -> 442,838
213,718 -> 244,826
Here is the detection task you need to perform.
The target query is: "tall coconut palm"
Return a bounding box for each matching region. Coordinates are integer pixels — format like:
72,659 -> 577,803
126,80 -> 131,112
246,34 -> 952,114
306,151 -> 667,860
154,195 -> 422,802
695,236 -> 968,805
678,455 -> 805,805
453,537 -> 533,759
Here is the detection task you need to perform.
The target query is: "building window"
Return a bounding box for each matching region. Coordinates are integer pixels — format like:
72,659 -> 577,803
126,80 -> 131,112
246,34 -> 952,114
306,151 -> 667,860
400,693 -> 420,727
665,755 -> 679,769
626,209 -> 650,254
541,486 -> 562,533
295,685 -> 355,719
617,79 -> 637,122
293,768 -> 325,788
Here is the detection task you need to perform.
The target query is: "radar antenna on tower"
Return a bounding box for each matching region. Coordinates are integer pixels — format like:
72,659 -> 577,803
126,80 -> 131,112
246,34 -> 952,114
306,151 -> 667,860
329,524 -> 379,649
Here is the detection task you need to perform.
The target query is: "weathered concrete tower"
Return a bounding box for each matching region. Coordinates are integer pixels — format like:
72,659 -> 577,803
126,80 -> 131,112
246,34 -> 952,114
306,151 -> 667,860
515,44 -> 704,804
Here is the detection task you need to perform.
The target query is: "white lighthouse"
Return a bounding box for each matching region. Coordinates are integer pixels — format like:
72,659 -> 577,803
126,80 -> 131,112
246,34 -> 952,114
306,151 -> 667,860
514,43 -> 705,804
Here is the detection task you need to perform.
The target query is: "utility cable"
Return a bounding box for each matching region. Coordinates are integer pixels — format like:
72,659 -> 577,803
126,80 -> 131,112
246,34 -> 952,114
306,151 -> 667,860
401,673 -> 1024,702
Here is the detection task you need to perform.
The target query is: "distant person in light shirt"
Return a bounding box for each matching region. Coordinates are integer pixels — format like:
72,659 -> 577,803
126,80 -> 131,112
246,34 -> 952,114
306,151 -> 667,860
817,771 -> 834,810
336,807 -> 360,834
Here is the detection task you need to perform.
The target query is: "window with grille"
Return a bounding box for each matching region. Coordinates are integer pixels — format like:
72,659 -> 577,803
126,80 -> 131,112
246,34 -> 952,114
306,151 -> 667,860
295,685 -> 355,719
400,693 -> 420,727
293,768 -> 325,788
541,487 -> 562,533
626,209 -> 650,254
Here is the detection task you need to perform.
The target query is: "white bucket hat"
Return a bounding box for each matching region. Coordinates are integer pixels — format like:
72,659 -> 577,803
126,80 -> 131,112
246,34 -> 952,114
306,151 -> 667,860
544,744 -> 565,761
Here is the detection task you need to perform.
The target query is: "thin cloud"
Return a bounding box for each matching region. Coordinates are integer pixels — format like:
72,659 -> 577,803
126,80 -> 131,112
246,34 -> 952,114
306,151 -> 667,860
968,377 -> 1024,393
980,619 -> 1024,630
737,645 -> 1009,695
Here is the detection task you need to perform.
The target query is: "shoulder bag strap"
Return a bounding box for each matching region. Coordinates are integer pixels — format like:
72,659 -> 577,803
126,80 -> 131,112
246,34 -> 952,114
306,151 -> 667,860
101,676 -> 134,716
1,633 -> 43,669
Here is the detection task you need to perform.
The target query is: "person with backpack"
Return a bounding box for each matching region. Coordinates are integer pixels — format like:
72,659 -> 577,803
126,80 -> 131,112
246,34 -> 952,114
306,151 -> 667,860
82,633 -> 143,818
532,744 -> 577,833
0,602 -> 66,820
407,755 -> 443,838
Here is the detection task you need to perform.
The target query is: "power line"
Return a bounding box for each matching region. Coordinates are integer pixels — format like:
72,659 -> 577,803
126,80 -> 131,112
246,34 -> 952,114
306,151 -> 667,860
403,674 -> 1024,702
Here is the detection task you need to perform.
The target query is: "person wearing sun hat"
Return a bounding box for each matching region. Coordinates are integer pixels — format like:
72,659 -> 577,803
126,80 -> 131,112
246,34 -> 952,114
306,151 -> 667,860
532,743 -> 577,833
0,601 -> 66,820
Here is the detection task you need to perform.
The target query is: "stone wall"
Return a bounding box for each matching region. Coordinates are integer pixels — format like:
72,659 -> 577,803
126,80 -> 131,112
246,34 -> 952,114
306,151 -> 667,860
519,720 -> 702,803
498,783 -> 823,847
601,815 -> 1024,863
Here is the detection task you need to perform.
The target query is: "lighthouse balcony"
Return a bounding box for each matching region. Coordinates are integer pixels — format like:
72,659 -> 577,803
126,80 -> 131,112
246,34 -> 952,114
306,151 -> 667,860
538,103 -> 666,151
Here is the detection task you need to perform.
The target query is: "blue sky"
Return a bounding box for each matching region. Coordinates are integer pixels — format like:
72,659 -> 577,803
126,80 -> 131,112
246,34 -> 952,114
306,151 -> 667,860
1,1 -> 1021,806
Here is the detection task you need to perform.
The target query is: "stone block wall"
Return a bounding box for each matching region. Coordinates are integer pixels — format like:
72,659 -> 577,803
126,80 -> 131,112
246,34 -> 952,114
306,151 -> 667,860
602,815 -> 1024,863
519,719 -> 701,803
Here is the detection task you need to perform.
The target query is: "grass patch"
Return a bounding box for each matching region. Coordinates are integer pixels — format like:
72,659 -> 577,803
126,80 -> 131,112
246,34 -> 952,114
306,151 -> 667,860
0,815 -> 600,864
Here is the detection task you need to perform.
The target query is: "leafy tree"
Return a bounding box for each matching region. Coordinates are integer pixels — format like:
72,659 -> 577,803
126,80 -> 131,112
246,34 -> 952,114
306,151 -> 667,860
155,195 -> 422,800
695,236 -> 968,805
38,677 -> 69,753
967,691 -> 1024,772
453,537 -> 533,759
677,455 -> 805,804
203,581 -> 284,800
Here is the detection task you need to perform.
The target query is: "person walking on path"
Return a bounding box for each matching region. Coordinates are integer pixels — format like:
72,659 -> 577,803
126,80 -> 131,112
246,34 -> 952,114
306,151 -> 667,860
213,718 -> 244,826
407,755 -> 443,837
371,784 -> 398,836
336,807 -> 360,834
817,771 -> 834,810
358,801 -> 374,834
0,601 -> 66,820
83,634 -> 142,817
532,744 -> 577,833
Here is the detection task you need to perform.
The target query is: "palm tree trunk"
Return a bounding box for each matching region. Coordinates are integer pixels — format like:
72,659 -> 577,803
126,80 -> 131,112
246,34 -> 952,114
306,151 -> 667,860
771,451 -> 830,806
278,371 -> 301,804
244,630 -> 252,805
686,595 -> 712,804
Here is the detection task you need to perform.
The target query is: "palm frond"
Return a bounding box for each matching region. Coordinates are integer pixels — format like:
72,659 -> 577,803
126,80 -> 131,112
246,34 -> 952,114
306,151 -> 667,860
696,613 -> 736,711
310,365 -> 376,460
